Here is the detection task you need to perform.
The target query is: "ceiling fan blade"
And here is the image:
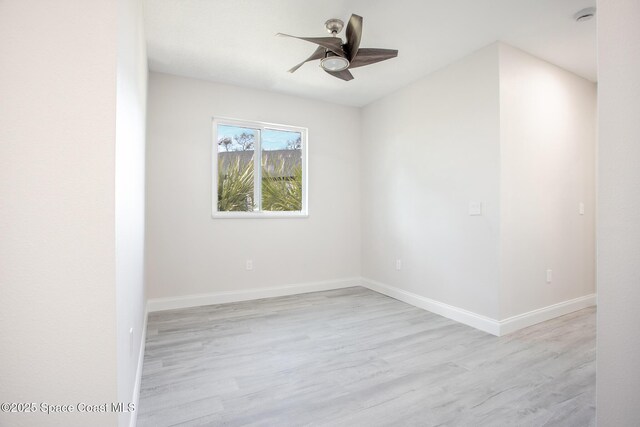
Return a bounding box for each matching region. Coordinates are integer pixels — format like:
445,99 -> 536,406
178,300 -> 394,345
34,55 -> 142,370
349,48 -> 398,69
288,46 -> 326,73
345,14 -> 363,61
276,33 -> 344,57
324,69 -> 354,81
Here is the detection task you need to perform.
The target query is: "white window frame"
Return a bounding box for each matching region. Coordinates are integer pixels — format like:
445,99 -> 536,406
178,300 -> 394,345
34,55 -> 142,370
212,117 -> 308,219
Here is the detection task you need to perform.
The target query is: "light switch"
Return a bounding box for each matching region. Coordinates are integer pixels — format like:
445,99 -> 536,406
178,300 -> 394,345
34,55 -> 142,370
579,202 -> 585,215
469,202 -> 483,216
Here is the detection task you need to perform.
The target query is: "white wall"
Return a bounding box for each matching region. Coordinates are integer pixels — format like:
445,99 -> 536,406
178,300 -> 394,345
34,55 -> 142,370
0,1 -> 118,426
597,0 -> 640,424
499,44 -> 596,319
361,45 -> 502,319
145,73 -> 361,299
116,0 -> 147,426
360,43 -> 596,325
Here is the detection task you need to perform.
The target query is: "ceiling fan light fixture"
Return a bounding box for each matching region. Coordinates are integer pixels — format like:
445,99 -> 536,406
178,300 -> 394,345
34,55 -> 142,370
320,55 -> 350,72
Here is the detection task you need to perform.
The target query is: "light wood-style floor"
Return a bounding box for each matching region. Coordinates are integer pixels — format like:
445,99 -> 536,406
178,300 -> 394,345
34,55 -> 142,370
138,287 -> 595,427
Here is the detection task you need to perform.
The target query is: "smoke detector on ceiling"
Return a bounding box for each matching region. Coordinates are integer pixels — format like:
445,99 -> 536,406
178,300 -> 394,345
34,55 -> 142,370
574,7 -> 596,22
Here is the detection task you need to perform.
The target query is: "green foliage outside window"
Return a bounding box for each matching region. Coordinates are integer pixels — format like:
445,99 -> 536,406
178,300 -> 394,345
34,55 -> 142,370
261,162 -> 303,211
217,157 -> 254,211
217,157 -> 302,212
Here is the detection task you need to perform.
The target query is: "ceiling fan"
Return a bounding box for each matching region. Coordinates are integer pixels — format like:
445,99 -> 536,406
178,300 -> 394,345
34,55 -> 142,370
277,14 -> 398,81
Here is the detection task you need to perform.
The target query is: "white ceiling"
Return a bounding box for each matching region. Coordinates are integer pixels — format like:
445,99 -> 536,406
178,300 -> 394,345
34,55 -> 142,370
144,0 -> 596,107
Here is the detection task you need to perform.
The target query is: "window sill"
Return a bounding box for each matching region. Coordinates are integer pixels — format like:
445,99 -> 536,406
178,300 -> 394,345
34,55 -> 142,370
211,211 -> 309,219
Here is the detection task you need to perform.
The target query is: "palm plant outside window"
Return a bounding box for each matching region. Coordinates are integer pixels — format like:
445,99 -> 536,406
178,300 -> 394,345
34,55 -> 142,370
213,118 -> 307,217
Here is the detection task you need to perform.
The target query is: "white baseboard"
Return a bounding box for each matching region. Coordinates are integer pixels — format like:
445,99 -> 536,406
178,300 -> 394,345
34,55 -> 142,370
499,293 -> 597,335
146,277 -> 361,312
360,277 -> 596,336
361,278 -> 502,336
129,306 -> 148,427
146,276 -> 596,337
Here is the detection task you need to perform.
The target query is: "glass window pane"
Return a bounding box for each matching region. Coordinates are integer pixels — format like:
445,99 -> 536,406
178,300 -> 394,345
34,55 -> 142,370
217,125 -> 257,212
261,129 -> 303,212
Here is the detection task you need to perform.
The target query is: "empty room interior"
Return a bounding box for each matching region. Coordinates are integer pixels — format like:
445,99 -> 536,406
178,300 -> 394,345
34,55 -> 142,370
1,0 -> 639,426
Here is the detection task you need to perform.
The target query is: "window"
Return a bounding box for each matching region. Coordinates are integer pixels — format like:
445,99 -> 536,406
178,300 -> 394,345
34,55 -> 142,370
212,118 -> 307,218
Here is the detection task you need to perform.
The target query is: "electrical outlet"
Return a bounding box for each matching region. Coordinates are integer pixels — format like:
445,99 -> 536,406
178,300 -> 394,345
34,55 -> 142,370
395,259 -> 402,271
469,201 -> 483,216
579,202 -> 585,215
546,269 -> 553,283
246,260 -> 253,271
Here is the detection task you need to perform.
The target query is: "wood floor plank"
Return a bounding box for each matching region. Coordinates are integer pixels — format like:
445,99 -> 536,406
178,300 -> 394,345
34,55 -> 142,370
138,287 -> 595,427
